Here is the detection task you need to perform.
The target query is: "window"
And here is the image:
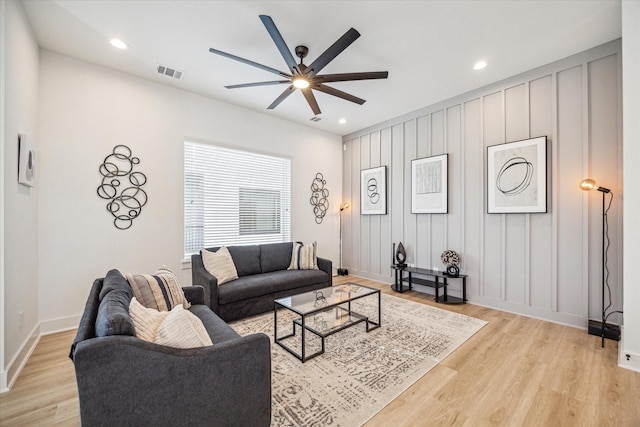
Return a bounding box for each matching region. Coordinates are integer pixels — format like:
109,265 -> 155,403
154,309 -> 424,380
239,188 -> 281,235
184,140 -> 291,258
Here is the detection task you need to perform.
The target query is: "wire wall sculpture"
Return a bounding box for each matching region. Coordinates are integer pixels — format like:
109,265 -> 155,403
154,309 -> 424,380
310,172 -> 329,224
97,145 -> 148,230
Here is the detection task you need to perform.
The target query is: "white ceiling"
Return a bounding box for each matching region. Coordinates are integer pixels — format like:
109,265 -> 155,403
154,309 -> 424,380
21,0 -> 621,136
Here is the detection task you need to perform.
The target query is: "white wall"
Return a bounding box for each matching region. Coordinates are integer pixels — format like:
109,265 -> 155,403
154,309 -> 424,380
621,0 -> 640,371
36,51 -> 342,331
342,40 -> 622,329
1,0 -> 41,391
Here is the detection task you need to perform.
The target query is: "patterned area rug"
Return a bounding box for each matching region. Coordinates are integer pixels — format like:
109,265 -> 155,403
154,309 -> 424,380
230,292 -> 487,427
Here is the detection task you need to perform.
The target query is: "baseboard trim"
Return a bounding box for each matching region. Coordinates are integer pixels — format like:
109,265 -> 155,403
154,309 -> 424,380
40,314 -> 81,335
3,323 -> 40,392
618,327 -> 640,372
1,315 -> 80,393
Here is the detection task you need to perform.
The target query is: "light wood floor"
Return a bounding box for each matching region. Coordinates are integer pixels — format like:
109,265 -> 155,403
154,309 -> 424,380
1,276 -> 639,426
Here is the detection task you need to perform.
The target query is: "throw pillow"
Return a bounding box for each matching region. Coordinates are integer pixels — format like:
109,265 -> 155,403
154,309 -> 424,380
201,247 -> 239,285
154,304 -> 213,349
129,297 -> 212,348
288,241 -> 319,270
129,297 -> 168,342
126,266 -> 190,311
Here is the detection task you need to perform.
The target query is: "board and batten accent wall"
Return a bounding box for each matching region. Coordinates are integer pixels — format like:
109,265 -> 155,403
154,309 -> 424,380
342,40 -> 621,328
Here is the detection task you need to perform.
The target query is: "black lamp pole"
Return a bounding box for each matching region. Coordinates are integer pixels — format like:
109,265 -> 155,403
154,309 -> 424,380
580,178 -> 615,347
338,203 -> 349,276
600,189 -> 606,347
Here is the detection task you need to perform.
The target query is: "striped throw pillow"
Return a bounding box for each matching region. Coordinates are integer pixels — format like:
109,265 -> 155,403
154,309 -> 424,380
129,296 -> 168,341
126,267 -> 190,311
154,304 -> 212,349
201,246 -> 239,285
288,241 -> 319,270
129,297 -> 212,348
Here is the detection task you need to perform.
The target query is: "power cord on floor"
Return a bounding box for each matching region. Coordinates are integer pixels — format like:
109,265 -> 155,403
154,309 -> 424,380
603,191 -> 622,328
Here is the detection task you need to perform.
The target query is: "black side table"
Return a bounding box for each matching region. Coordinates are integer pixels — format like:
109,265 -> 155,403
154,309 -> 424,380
390,265 -> 467,304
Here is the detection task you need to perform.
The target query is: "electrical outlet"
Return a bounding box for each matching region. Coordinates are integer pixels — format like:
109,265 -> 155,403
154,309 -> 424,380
19,310 -> 24,329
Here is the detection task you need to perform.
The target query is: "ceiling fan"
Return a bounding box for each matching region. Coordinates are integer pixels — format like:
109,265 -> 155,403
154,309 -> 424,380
209,15 -> 388,115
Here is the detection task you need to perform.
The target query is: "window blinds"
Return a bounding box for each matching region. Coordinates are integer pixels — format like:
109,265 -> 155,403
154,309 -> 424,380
184,140 -> 291,257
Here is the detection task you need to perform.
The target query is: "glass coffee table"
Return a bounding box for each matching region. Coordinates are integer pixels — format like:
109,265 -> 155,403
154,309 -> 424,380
274,283 -> 381,362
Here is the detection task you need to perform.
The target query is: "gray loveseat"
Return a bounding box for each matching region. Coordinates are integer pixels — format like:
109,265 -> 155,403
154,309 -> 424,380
70,269 -> 271,427
192,242 -> 332,322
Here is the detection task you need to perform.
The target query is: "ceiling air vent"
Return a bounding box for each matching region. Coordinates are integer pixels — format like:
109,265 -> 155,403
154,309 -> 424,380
157,65 -> 183,80
310,116 -> 322,122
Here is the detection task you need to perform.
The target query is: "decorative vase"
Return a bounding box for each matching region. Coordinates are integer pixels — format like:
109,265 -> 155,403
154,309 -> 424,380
441,250 -> 461,277
395,242 -> 407,267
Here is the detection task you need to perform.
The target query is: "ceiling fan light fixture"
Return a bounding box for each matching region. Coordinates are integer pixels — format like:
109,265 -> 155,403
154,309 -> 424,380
293,77 -> 310,89
209,15 -> 388,115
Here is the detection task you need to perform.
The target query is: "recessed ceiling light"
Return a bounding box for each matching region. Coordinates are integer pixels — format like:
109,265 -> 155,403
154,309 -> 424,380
339,118 -> 347,124
473,61 -> 487,71
110,39 -> 129,50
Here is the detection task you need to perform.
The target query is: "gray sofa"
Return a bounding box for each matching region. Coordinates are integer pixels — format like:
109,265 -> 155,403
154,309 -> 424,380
192,242 -> 332,322
69,269 -> 271,427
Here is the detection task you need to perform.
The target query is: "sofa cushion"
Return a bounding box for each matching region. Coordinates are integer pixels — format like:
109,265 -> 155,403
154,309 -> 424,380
126,268 -> 190,311
99,269 -> 130,301
260,242 -> 293,273
288,241 -> 319,270
218,269 -> 329,305
95,288 -> 135,337
202,247 -> 239,285
227,245 -> 262,277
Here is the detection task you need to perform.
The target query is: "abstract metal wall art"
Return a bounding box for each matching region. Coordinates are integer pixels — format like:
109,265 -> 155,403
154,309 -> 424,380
310,172 -> 329,224
97,145 -> 148,230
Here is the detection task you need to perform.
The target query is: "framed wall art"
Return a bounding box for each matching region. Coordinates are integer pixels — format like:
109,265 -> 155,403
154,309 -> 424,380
18,134 -> 36,187
487,136 -> 547,213
411,154 -> 448,213
360,166 -> 387,215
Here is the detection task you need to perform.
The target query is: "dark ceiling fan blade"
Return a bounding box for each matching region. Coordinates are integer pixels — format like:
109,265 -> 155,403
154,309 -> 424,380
268,85 -> 297,110
317,71 -> 389,83
225,80 -> 291,89
306,28 -> 360,77
314,83 -> 366,105
301,88 -> 321,115
209,48 -> 291,78
259,15 -> 299,75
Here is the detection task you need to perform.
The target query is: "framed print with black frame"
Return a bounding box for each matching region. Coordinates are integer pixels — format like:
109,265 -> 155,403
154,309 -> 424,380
487,136 -> 547,213
360,166 -> 387,215
411,154 -> 448,214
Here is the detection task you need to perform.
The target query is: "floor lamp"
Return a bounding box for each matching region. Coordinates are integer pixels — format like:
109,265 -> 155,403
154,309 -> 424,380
579,178 -> 620,347
337,202 -> 350,276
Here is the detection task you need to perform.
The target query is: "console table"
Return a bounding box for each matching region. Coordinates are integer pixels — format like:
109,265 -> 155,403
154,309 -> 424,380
390,265 -> 467,304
